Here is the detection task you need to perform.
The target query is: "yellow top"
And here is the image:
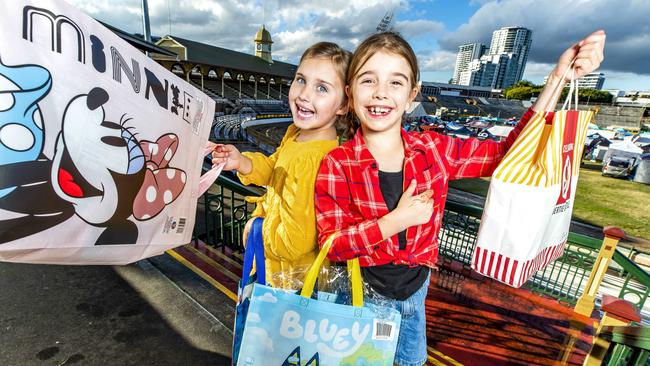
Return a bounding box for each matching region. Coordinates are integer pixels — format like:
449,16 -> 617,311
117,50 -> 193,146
238,124 -> 337,281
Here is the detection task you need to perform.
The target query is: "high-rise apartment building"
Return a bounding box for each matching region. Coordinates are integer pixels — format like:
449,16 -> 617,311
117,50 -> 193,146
452,43 -> 486,84
488,26 -> 533,84
454,26 -> 532,89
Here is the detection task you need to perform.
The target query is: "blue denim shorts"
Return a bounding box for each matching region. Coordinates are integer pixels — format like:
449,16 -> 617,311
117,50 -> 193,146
367,276 -> 430,366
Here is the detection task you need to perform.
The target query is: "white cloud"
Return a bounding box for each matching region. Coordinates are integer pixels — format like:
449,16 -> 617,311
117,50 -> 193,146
394,19 -> 445,38
247,312 -> 261,323
419,50 -> 457,72
257,291 -> 278,303
521,61 -> 555,83
247,327 -> 274,352
67,0 -> 405,63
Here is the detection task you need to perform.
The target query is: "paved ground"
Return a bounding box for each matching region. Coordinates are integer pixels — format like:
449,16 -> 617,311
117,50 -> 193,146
0,255 -> 234,366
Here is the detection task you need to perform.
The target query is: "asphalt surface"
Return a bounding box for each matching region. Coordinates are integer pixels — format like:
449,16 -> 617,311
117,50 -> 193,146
0,255 -> 235,366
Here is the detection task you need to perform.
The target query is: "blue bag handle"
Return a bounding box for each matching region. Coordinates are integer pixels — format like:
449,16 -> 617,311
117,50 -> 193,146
240,217 -> 266,288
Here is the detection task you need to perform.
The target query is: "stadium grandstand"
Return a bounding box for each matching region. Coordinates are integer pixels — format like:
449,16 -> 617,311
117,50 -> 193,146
419,81 -> 529,119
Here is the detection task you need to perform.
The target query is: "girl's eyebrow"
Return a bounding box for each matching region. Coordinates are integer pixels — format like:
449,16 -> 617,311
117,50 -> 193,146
316,78 -> 334,87
356,70 -> 375,79
296,72 -> 334,87
356,70 -> 409,81
392,72 -> 409,81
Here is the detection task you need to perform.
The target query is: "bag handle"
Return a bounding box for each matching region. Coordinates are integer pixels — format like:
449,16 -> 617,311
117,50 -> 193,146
240,218 -> 266,288
535,60 -> 578,113
561,67 -> 579,111
198,141 -> 225,196
300,234 -> 364,307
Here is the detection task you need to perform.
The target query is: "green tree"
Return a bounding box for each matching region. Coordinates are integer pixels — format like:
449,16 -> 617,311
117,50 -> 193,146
505,86 -> 533,100
512,80 -> 536,88
559,88 -> 613,103
503,80 -> 543,100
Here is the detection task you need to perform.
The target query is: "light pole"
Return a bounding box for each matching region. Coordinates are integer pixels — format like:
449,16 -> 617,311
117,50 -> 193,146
141,0 -> 152,56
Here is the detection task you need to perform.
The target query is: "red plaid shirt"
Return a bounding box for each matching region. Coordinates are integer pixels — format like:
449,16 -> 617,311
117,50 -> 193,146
315,108 -> 539,268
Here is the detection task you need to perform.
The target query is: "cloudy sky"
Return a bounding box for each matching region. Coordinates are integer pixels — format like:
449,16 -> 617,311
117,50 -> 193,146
68,0 -> 649,91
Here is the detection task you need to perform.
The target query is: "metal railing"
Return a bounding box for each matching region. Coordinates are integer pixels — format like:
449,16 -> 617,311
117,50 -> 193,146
196,174 -> 650,314
438,201 -> 650,312
596,325 -> 650,365
196,173 -> 261,251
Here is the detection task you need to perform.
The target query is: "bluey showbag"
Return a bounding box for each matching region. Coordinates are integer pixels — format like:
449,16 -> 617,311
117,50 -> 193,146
0,0 -> 220,264
234,234 -> 402,365
472,68 -> 592,288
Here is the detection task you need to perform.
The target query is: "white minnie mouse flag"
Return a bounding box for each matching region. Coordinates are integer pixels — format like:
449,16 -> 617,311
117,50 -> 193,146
0,0 -> 217,264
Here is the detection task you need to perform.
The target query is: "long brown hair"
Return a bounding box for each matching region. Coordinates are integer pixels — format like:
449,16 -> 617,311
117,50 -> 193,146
298,42 -> 353,141
345,32 -> 420,138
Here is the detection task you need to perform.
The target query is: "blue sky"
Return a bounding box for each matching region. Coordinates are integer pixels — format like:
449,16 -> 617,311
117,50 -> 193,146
70,0 -> 650,91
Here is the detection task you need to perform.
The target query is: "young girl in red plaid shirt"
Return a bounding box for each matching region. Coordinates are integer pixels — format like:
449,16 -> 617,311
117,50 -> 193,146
315,31 -> 605,365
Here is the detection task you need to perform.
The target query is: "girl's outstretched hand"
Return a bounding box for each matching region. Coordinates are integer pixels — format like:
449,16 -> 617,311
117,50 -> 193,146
552,30 -> 606,81
533,30 -> 605,111
211,144 -> 252,174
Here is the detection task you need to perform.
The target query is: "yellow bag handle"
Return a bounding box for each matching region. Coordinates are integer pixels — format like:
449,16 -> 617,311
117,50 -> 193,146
300,234 -> 364,307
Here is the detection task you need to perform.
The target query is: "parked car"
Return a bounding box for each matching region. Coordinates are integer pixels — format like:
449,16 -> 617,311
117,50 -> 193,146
602,156 -> 635,178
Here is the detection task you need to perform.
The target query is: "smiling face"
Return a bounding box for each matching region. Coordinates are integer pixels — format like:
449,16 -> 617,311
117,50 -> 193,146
350,51 -> 419,136
288,57 -> 347,134
51,88 -> 145,225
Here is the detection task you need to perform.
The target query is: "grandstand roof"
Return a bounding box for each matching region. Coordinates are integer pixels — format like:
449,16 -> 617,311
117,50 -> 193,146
99,21 -> 176,57
161,36 -> 296,79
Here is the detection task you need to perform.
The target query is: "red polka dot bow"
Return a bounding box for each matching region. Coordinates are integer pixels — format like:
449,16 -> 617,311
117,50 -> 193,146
133,134 -> 186,220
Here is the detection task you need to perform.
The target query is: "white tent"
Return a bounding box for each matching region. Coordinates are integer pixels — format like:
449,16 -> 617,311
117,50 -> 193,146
488,125 -> 514,139
634,154 -> 650,184
589,129 -> 616,140
604,140 -> 644,163
406,102 -> 427,117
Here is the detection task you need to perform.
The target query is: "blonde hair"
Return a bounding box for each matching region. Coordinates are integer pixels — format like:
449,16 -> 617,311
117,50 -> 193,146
346,32 -> 420,137
298,42 -> 353,140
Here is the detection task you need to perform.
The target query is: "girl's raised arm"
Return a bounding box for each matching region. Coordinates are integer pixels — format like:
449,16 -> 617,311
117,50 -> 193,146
533,30 -> 605,112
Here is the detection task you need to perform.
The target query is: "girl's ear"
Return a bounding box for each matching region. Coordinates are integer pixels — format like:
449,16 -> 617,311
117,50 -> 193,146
340,85 -> 352,116
336,101 -> 349,116
409,84 -> 420,102
345,85 -> 352,99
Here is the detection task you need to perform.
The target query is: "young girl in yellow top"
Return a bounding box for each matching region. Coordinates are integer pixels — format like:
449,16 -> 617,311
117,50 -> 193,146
212,42 -> 351,288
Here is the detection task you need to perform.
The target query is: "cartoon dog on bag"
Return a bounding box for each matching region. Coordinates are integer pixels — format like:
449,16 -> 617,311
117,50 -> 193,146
0,57 -> 186,245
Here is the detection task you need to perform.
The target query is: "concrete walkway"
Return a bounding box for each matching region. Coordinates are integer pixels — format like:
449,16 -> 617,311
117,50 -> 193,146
0,255 -> 234,366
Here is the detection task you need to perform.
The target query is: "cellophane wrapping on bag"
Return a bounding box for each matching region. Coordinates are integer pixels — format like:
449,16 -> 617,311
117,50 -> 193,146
267,261 -> 396,318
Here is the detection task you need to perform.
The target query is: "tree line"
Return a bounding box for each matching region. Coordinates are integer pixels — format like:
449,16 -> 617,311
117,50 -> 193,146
503,80 -> 613,103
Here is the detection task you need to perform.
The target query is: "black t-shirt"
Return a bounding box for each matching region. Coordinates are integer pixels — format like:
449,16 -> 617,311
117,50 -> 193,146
361,170 -> 430,301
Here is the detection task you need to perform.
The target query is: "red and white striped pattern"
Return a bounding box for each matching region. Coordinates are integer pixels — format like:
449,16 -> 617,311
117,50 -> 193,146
471,241 -> 566,288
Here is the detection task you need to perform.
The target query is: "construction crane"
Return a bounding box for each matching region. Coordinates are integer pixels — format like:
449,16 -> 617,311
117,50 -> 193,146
376,10 -> 395,33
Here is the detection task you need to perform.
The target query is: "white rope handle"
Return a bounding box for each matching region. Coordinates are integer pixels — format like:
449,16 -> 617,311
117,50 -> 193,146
537,60 -> 575,113
561,66 -> 579,111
